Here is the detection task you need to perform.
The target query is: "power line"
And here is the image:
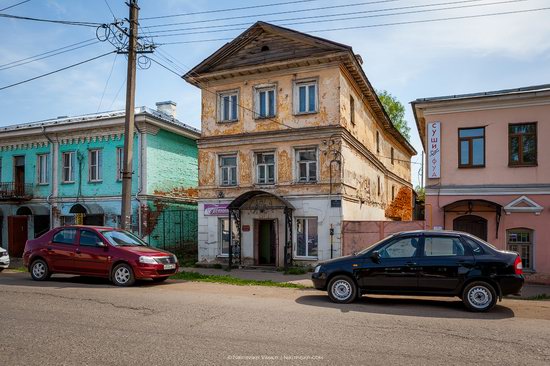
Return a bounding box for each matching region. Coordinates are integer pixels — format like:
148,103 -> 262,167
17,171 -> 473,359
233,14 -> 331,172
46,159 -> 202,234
97,53 -> 118,112
0,0 -> 30,12
147,0 -> 526,38
141,0 -> 321,20
146,0 -> 514,35
157,6 -> 550,45
142,0 -> 401,28
107,76 -> 126,110
0,40 -> 100,71
0,51 -> 115,91
0,13 -> 102,27
103,0 -> 116,20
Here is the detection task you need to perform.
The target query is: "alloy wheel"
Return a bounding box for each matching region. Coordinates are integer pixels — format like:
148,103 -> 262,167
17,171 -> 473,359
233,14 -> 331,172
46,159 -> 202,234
114,267 -> 130,284
32,262 -> 46,279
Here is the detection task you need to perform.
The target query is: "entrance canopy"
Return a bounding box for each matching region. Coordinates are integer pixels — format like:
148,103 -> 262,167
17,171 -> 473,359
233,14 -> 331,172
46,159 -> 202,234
443,199 -> 502,238
228,190 -> 294,210
16,204 -> 49,216
69,203 -> 104,215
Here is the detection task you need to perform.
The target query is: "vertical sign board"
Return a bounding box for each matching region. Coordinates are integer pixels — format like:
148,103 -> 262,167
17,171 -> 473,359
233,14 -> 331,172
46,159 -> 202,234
427,122 -> 441,178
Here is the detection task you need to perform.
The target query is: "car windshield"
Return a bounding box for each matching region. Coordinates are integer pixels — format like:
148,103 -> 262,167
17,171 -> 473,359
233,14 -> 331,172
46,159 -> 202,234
101,230 -> 147,247
357,234 -> 396,255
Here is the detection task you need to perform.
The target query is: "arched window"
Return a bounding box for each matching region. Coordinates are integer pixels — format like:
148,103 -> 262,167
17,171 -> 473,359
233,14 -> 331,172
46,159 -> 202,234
507,228 -> 534,271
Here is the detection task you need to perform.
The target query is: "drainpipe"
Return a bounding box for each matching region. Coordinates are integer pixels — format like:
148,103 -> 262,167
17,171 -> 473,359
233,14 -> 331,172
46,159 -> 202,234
42,126 -> 58,229
133,124 -> 145,236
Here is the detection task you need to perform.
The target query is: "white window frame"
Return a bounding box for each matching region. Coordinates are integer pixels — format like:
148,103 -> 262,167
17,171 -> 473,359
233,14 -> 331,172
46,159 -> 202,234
218,218 -> 230,257
507,228 -> 534,271
254,85 -> 277,119
62,151 -> 75,183
218,90 -> 239,122
255,152 -> 276,185
89,149 -> 103,182
116,147 -> 123,182
219,154 -> 237,187
295,148 -> 318,183
293,79 -> 318,115
37,153 -> 49,185
294,217 -> 319,259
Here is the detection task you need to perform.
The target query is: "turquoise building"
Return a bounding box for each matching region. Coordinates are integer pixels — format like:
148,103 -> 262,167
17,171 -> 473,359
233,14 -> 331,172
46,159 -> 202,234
0,102 -> 200,256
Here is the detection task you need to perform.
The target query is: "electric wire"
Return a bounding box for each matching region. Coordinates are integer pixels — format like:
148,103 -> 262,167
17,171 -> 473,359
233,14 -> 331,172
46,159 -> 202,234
0,51 -> 115,91
103,0 -> 116,20
107,76 -> 126,110
97,53 -> 118,112
0,0 -> 30,12
0,13 -> 103,27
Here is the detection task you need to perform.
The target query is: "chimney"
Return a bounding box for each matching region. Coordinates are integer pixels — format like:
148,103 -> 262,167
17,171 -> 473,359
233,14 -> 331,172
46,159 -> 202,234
156,101 -> 177,118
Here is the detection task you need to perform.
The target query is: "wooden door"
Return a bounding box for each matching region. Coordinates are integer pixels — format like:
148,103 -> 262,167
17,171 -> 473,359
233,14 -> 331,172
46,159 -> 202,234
8,216 -> 28,257
453,215 -> 488,241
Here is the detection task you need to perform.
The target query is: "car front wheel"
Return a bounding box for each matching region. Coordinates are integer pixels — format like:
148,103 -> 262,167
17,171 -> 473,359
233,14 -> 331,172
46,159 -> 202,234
112,263 -> 135,287
462,281 -> 497,312
30,259 -> 51,281
327,275 -> 358,304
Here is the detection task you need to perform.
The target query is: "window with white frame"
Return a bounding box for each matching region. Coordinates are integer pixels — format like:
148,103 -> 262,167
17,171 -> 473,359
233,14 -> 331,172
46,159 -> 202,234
116,147 -> 123,181
218,218 -> 238,256
37,153 -> 49,184
296,148 -> 317,183
295,218 -> 318,258
294,80 -> 318,114
507,228 -> 534,270
256,152 -> 275,184
218,90 -> 239,122
62,151 -> 75,183
219,155 -> 237,186
89,149 -> 102,182
255,86 -> 276,118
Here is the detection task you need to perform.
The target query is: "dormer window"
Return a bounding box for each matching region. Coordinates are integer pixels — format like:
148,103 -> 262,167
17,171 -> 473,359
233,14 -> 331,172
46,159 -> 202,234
218,90 -> 239,122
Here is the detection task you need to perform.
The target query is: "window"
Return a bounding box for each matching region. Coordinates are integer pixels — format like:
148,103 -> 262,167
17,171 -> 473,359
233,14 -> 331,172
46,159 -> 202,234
36,153 -> 49,184
255,86 -> 276,118
116,147 -> 124,181
378,237 -> 419,258
218,218 -> 238,256
507,229 -> 533,270
463,236 -> 485,255
294,80 -> 317,114
52,229 -> 77,245
350,95 -> 355,125
296,148 -> 317,183
296,218 -> 318,258
89,149 -> 102,182
62,152 -> 75,183
424,236 -> 465,256
79,230 -> 104,247
458,127 -> 485,167
218,90 -> 238,122
391,147 -> 395,165
376,131 -> 380,153
256,152 -> 275,184
509,123 -> 537,166
219,155 -> 237,186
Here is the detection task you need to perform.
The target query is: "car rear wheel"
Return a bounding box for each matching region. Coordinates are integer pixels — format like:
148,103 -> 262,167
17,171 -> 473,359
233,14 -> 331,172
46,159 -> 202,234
462,281 -> 497,312
152,277 -> 169,283
30,259 -> 51,281
327,275 -> 357,304
112,263 -> 135,287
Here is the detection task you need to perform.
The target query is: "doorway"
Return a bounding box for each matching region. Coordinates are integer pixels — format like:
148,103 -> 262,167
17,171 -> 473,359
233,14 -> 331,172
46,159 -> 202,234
13,156 -> 25,196
8,215 -> 27,257
257,220 -> 276,266
453,215 -> 488,241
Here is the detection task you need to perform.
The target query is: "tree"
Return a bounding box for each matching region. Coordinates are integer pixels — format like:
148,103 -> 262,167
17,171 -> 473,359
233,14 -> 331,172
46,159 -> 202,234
376,89 -> 411,141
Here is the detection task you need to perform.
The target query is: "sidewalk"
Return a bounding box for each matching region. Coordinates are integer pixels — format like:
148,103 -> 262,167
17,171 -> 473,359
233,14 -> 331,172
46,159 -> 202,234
181,267 -> 550,298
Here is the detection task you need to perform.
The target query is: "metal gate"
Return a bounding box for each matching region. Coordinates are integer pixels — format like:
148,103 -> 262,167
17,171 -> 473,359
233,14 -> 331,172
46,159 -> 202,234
147,209 -> 198,251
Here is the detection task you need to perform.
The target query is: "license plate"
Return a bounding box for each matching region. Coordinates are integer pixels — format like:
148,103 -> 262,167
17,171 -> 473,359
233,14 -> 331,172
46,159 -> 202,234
164,264 -> 176,270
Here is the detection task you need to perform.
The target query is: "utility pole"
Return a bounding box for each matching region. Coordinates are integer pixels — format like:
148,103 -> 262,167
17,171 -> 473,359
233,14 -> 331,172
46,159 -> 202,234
121,0 -> 139,230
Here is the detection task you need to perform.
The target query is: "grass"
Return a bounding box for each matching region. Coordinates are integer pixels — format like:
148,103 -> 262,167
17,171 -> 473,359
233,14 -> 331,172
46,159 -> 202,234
283,267 -> 310,275
171,271 -> 306,288
10,266 -> 27,272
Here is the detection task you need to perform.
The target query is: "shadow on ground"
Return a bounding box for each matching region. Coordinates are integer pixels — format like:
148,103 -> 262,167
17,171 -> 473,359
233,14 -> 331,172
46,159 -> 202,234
295,294 -> 515,319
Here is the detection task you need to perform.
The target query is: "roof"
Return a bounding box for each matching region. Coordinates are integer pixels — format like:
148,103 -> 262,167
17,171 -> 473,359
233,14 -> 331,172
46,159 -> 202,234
0,106 -> 201,138
183,21 -> 416,156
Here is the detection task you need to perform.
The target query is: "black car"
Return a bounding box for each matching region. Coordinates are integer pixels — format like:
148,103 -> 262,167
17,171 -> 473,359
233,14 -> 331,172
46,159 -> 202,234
312,230 -> 524,312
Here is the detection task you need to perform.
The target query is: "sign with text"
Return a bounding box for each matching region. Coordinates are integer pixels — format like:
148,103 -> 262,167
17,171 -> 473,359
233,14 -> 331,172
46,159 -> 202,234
204,203 -> 229,216
427,121 -> 441,178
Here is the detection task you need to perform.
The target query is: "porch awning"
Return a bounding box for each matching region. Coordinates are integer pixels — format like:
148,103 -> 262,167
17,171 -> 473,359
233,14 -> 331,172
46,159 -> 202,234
69,203 -> 104,215
227,190 -> 294,210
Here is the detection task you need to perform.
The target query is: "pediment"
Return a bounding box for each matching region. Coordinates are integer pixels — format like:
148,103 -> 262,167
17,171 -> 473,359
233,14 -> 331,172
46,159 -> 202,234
504,195 -> 543,215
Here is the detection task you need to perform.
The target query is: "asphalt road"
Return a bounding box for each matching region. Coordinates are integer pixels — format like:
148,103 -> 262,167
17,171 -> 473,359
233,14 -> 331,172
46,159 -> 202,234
1,272 -> 549,366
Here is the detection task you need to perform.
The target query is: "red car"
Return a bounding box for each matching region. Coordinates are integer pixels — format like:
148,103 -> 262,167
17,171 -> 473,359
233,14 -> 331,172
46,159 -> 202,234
23,226 -> 179,286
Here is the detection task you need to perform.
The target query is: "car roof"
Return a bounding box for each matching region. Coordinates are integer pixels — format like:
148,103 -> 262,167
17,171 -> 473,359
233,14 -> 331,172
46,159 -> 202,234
394,230 -> 469,237
57,225 -> 120,231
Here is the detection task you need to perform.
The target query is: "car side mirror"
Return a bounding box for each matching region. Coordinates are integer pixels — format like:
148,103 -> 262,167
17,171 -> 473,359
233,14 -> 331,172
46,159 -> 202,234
370,250 -> 381,263
97,241 -> 107,248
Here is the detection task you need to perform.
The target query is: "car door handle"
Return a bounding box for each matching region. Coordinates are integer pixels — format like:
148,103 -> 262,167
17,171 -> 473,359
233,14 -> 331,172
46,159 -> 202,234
75,248 -> 81,254
406,262 -> 418,267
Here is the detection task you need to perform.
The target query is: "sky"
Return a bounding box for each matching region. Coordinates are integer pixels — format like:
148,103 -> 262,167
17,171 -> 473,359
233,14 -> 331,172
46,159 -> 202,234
1,0 -> 550,187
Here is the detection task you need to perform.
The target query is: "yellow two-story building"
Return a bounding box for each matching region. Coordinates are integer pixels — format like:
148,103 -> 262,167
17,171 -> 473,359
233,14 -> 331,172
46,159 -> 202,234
184,22 -> 416,268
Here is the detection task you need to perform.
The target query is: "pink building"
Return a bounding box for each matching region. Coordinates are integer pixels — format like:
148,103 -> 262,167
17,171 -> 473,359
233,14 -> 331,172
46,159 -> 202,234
413,85 -> 550,283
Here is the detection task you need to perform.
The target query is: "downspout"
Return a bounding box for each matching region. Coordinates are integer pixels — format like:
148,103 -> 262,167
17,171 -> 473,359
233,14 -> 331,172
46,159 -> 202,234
133,123 -> 144,236
42,126 -> 57,229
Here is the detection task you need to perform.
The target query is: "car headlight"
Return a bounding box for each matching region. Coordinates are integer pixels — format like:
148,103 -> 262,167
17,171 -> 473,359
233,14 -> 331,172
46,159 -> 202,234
172,255 -> 178,264
139,256 -> 157,264
314,264 -> 322,273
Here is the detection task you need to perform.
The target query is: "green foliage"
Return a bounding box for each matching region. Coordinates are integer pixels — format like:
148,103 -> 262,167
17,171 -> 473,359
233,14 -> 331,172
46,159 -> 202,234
284,267 -> 310,275
376,89 -> 411,141
171,271 -> 306,288
415,185 -> 425,202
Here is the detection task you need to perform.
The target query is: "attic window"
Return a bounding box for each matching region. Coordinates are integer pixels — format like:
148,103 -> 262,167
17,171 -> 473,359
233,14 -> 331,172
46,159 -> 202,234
261,45 -> 269,52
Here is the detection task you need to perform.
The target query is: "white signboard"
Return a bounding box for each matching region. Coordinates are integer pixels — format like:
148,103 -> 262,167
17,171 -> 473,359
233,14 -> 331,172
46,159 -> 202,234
427,121 -> 441,178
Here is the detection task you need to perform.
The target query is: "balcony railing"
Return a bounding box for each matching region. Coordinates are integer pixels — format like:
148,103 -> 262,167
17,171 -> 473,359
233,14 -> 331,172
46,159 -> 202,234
0,182 -> 33,200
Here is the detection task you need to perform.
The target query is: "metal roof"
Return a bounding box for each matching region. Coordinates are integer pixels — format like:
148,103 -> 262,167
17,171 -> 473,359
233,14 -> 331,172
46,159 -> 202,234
413,84 -> 550,103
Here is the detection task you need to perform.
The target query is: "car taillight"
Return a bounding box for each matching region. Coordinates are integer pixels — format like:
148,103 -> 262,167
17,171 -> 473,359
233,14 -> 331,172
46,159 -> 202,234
514,256 -> 523,275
